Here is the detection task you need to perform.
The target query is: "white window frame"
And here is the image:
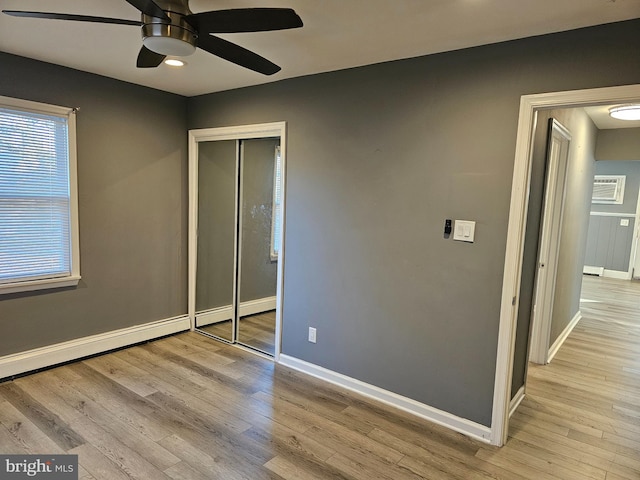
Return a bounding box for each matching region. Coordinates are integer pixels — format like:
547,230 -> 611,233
0,95 -> 81,295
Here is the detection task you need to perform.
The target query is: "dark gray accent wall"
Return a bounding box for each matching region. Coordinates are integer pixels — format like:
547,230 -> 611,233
196,140 -> 236,311
0,52 -> 188,356
188,20 -> 640,427
239,138 -> 278,303
548,109 -> 597,346
596,128 -> 640,161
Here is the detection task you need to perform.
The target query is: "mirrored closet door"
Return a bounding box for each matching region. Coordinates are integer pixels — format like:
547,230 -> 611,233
188,123 -> 286,358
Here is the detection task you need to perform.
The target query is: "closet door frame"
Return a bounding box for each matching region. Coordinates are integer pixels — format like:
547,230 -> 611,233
188,122 -> 287,360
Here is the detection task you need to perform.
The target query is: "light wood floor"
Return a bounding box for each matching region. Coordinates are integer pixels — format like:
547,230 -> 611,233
506,275 -> 640,480
0,275 -> 638,479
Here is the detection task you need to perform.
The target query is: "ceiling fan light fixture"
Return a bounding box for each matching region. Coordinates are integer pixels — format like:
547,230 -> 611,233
141,12 -> 197,57
609,105 -> 640,121
143,36 -> 196,56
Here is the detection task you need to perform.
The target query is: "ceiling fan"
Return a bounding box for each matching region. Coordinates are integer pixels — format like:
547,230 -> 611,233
2,0 -> 303,74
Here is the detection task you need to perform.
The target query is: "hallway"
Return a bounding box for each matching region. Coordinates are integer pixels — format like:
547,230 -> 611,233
501,275 -> 640,479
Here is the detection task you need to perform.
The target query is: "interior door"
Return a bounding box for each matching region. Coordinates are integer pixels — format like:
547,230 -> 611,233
188,122 -> 286,358
528,118 -> 572,365
194,140 -> 238,342
236,138 -> 280,355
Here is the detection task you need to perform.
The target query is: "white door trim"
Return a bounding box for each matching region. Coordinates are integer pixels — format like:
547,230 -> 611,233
631,186 -> 640,279
528,119 -> 571,365
491,84 -> 640,447
188,122 -> 287,361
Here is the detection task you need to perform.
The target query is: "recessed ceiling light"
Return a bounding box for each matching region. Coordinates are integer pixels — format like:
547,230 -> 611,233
164,59 -> 185,67
609,105 -> 640,121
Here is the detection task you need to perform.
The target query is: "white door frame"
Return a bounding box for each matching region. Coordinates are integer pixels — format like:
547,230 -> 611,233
491,84 -> 640,446
630,186 -> 640,279
188,122 -> 287,361
528,119 -> 572,365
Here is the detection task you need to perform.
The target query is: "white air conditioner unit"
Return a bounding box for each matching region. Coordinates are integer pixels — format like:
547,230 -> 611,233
592,175 -> 625,204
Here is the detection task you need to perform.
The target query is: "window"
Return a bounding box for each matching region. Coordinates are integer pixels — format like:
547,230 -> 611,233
592,175 -> 625,205
270,145 -> 283,261
0,96 -> 80,294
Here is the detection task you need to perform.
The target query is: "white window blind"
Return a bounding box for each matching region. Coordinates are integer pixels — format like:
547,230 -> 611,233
0,96 -> 80,293
270,145 -> 283,260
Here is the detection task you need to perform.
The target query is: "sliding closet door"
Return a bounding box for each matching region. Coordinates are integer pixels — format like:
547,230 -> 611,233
189,122 -> 286,358
237,138 -> 280,355
195,140 -> 237,342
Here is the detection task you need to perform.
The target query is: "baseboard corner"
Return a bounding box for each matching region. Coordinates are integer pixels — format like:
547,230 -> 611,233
278,354 -> 492,444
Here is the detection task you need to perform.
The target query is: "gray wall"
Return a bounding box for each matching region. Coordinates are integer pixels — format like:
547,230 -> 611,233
0,52 -> 188,356
592,160 -> 640,214
584,216 -> 635,271
596,128 -> 640,161
239,138 -> 278,303
548,109 -> 597,346
583,160 -> 640,273
188,20 -> 640,427
196,140 -> 236,311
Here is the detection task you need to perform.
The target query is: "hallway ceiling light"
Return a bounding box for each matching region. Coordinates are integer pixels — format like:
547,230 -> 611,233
609,105 -> 640,121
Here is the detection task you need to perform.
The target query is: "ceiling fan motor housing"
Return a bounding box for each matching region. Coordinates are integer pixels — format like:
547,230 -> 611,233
141,0 -> 197,57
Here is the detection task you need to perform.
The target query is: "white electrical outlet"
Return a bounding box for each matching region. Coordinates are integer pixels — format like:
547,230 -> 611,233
308,327 -> 317,343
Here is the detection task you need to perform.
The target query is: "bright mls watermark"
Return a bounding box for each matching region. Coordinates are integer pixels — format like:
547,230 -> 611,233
0,455 -> 77,479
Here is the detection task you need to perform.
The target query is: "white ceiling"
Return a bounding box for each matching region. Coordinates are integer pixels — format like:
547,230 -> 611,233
1,0 -> 639,97
585,105 -> 640,129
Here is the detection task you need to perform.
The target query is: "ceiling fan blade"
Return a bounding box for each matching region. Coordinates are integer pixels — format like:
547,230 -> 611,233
124,0 -> 169,21
2,10 -> 141,26
198,35 -> 281,75
137,46 -> 166,68
186,8 -> 302,33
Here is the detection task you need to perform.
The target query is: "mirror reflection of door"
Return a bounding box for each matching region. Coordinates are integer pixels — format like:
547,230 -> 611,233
195,140 -> 237,342
237,138 -> 280,355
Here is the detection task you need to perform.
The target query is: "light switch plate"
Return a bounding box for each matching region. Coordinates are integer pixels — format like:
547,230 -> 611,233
453,220 -> 476,242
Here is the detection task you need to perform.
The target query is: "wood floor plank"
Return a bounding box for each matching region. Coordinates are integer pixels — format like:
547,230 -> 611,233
0,381 -> 85,451
82,354 -> 159,397
22,372 -> 182,471
51,366 -> 173,442
369,427 -> 527,480
158,434 -> 249,480
264,454 -> 352,480
69,443 -> 132,480
0,400 -> 67,454
68,415 -> 172,480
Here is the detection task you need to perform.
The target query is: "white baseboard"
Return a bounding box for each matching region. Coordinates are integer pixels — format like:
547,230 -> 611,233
195,306 -> 233,327
0,315 -> 190,379
583,265 -> 604,276
195,297 -> 276,328
239,296 -> 276,317
603,269 -> 631,280
509,386 -> 525,418
547,311 -> 581,363
278,354 -> 492,444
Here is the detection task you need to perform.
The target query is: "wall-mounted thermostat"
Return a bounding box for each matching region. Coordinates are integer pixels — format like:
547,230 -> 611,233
453,220 -> 476,243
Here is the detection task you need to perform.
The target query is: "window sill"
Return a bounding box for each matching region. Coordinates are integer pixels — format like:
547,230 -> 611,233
0,275 -> 81,295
